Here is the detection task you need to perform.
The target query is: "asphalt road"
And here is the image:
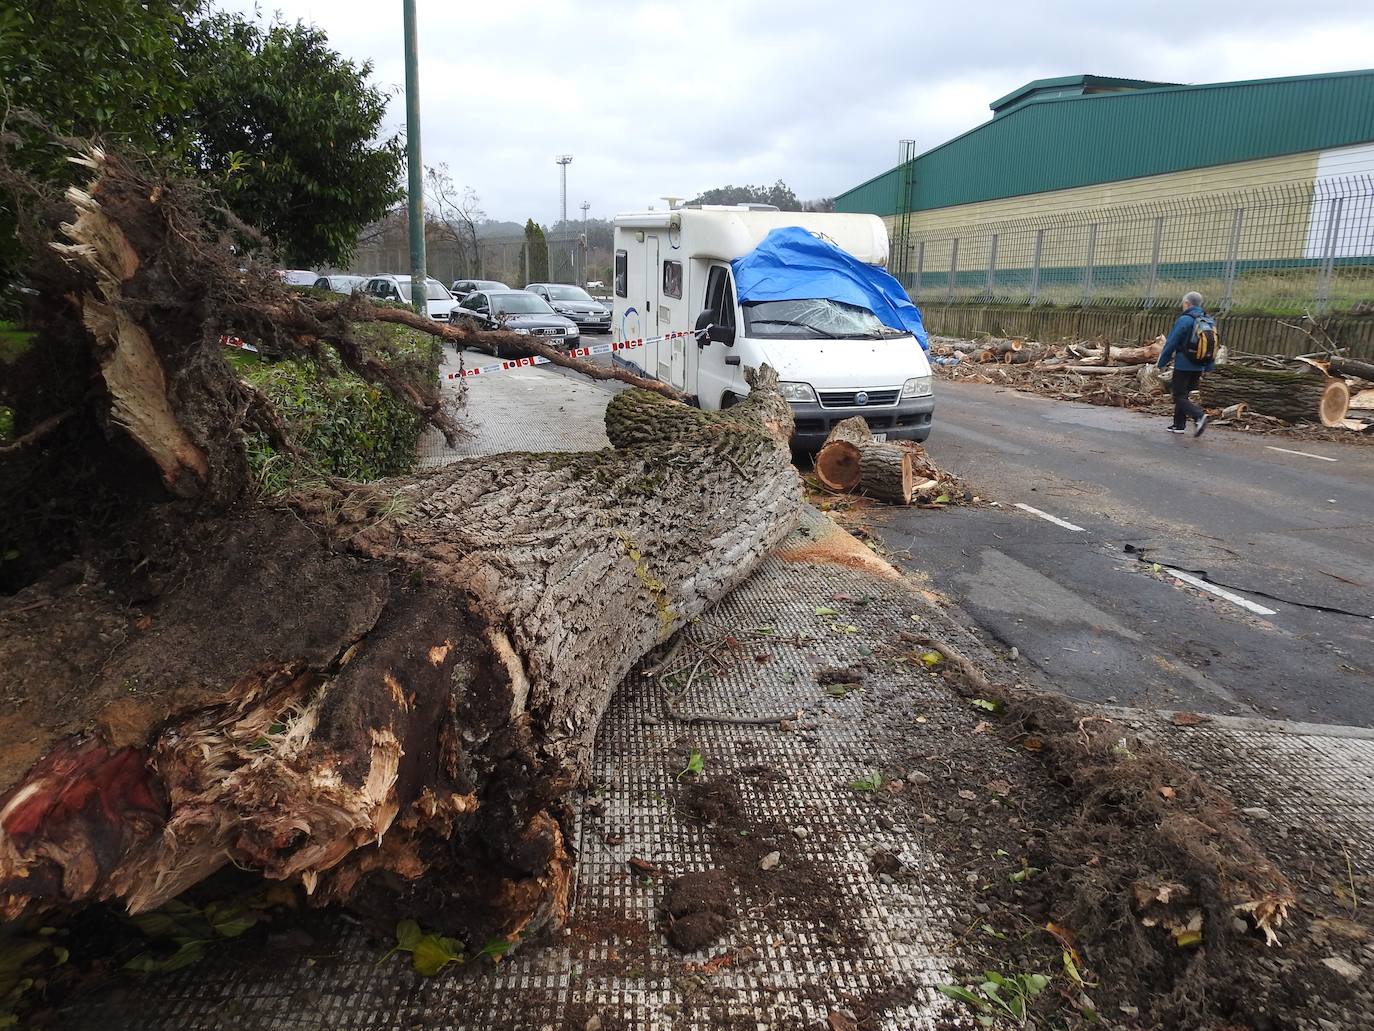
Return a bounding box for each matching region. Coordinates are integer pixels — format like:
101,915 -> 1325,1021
869,381 -> 1374,728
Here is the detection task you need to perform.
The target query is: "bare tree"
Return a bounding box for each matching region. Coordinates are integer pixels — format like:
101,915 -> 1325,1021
425,164 -> 484,278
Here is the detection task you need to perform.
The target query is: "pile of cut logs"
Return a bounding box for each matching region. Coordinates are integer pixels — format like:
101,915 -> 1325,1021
931,335 -> 1374,431
813,416 -> 962,505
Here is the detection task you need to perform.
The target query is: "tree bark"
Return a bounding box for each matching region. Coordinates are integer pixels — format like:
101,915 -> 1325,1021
1326,356 -> 1374,385
858,445 -> 913,503
1200,366 -> 1350,427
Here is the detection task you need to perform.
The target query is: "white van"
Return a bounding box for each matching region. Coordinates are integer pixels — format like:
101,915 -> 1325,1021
610,206 -> 933,449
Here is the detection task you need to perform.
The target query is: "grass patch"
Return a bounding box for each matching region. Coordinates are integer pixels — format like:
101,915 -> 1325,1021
0,320 -> 35,363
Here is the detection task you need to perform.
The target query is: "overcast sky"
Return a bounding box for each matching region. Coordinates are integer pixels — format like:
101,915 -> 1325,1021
222,0 -> 1373,225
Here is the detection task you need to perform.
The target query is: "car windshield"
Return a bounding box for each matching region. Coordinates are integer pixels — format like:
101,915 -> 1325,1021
398,280 -> 453,301
493,292 -> 554,315
545,285 -> 594,302
742,298 -> 906,340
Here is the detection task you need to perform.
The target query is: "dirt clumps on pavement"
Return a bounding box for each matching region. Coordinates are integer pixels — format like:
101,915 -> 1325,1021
660,870 -> 735,952
897,629 -> 1374,1030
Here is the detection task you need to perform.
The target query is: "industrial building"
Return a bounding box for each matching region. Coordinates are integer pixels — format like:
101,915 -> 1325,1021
835,69 -> 1374,314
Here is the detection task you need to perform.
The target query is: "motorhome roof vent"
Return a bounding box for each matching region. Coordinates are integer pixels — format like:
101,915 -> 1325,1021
681,203 -> 781,212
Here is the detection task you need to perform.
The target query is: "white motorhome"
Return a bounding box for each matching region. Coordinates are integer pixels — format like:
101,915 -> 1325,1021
610,206 -> 933,448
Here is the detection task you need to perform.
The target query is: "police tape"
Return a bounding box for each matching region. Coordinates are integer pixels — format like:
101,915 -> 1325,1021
443,330 -> 698,380
221,336 -> 259,353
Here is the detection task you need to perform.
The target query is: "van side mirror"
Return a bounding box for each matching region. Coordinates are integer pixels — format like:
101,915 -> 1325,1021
694,309 -> 735,347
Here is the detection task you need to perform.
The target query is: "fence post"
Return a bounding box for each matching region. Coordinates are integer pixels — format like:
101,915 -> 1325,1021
947,238 -> 959,300
1082,223 -> 1097,303
1029,228 -> 1044,303
1316,195 -> 1344,315
1144,215 -> 1164,307
1221,207 -> 1244,311
985,233 -> 999,299
913,240 -> 925,300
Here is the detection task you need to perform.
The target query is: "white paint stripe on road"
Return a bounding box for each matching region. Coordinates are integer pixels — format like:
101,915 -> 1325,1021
1012,503 -> 1086,532
1162,567 -> 1279,617
1265,445 -> 1338,463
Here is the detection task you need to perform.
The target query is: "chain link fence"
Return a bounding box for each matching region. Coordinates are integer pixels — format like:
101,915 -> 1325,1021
898,174 -> 1374,315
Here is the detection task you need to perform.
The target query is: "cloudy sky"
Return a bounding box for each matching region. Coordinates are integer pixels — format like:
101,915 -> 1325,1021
222,0 -> 1373,224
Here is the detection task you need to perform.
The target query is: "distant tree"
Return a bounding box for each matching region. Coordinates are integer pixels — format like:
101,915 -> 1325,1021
426,164 -> 484,276
688,180 -> 802,210
802,197 -> 836,213
524,219 -> 549,282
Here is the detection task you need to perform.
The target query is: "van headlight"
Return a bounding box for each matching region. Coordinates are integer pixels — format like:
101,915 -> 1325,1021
777,381 -> 817,403
902,376 -> 933,398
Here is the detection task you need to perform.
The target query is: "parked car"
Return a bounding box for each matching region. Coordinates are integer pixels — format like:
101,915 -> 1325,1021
275,269 -> 318,286
452,289 -> 579,357
314,274 -> 367,294
450,278 -> 509,300
523,283 -> 611,333
362,274 -> 458,321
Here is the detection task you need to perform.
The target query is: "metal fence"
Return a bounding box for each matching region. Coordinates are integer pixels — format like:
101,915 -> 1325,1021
347,225 -> 595,289
897,174 -> 1374,315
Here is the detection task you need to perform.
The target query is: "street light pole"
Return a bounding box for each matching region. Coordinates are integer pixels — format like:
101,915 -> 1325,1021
403,0 -> 427,316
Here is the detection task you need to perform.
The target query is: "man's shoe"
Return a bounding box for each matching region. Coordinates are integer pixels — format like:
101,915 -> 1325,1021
1166,426 -> 1187,434
1194,414 -> 1209,438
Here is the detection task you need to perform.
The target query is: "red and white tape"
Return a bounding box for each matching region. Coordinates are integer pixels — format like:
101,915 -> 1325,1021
444,331 -> 697,380
221,336 -> 259,353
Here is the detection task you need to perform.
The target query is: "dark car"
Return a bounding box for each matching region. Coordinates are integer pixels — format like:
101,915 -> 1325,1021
452,289 -> 579,357
450,278 -> 509,300
524,283 -> 611,333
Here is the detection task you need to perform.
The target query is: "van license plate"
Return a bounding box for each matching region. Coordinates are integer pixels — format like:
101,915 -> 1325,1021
872,433 -> 887,442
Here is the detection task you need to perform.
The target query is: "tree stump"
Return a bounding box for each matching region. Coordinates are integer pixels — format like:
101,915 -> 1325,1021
814,417 -> 913,503
813,417 -> 873,491
1200,366 -> 1350,426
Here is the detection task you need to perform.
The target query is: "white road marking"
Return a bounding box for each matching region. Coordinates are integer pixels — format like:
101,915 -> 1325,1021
1265,445 -> 1338,463
1013,503 -> 1086,532
1163,567 -> 1278,617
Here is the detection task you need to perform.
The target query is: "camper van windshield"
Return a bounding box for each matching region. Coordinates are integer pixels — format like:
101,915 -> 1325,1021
742,299 -> 906,340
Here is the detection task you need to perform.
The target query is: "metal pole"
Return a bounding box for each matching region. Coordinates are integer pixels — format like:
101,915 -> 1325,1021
1316,195 -> 1344,315
913,240 -> 925,300
402,0 -> 427,316
1082,223 -> 1097,303
1029,228 -> 1045,303
1144,215 -> 1164,307
947,238 -> 959,300
1221,207 -> 1245,311
985,233 -> 998,298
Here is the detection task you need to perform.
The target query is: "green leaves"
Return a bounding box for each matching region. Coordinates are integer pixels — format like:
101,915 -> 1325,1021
124,896 -> 264,975
849,771 -> 884,792
383,921 -> 512,977
938,970 -> 1051,1026
678,749 -> 705,780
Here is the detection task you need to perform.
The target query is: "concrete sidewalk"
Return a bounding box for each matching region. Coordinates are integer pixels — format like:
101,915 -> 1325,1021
56,358 -> 1374,1030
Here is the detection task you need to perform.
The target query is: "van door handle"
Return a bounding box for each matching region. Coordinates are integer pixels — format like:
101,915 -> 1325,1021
645,301 -> 651,312
725,355 -> 741,366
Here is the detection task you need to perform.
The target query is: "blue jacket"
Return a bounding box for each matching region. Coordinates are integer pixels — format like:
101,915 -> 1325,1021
1157,306 -> 1216,373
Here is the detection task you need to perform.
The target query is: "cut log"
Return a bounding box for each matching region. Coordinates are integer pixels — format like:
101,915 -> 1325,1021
857,441 -> 913,504
1350,388 -> 1374,411
1200,366 -> 1350,427
813,416 -> 874,490
1102,340 -> 1164,366
1327,356 -> 1374,385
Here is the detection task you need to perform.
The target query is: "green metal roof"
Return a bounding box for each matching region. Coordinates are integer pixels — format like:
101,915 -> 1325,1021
836,68 -> 1374,217
988,74 -> 1178,114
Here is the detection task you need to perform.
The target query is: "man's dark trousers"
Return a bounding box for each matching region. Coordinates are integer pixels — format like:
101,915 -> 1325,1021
1172,370 -> 1205,429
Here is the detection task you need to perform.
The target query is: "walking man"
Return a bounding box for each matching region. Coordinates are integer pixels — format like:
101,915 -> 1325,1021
1156,291 -> 1218,437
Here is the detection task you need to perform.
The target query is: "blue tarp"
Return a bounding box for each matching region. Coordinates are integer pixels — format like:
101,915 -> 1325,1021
730,226 -> 929,349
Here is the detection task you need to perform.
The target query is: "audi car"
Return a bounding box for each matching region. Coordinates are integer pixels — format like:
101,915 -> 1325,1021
451,289 -> 580,357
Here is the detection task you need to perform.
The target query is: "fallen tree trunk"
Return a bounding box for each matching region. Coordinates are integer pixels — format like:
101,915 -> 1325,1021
0,149 -> 803,949
1200,366 -> 1350,426
858,441 -> 913,503
1326,355 -> 1374,384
